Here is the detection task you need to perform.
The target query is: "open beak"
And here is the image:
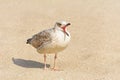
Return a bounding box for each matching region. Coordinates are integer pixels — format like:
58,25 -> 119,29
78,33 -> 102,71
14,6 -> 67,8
65,23 -> 71,27
65,31 -> 69,36
62,23 -> 71,36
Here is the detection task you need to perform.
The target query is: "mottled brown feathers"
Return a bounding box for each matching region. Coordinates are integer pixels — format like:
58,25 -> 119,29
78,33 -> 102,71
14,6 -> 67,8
29,30 -> 52,48
26,38 -> 32,44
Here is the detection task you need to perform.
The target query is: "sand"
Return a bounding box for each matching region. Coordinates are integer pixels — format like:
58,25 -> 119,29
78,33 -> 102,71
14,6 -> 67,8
0,0 -> 120,80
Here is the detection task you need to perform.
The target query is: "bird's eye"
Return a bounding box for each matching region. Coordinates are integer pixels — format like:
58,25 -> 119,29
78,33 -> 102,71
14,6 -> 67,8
56,23 -> 62,27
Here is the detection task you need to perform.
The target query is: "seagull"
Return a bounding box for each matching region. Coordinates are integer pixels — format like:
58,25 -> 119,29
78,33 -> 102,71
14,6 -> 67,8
26,21 -> 71,70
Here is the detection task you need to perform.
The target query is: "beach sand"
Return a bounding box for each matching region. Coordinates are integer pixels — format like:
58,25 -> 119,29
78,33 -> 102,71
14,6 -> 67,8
0,0 -> 120,80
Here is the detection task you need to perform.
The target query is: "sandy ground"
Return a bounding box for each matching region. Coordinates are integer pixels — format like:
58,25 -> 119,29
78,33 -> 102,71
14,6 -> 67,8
0,0 -> 120,80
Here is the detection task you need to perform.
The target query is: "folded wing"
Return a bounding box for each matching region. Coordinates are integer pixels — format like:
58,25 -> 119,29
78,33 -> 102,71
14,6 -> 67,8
27,30 -> 52,48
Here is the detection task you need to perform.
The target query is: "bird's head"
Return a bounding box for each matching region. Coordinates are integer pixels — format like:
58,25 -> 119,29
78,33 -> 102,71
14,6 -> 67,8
54,21 -> 71,36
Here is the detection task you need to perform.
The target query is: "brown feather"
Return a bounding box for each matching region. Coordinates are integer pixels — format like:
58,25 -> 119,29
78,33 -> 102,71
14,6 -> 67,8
30,30 -> 52,48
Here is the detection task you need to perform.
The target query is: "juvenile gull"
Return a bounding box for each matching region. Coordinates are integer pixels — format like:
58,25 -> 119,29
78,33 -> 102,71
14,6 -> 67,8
26,21 -> 71,70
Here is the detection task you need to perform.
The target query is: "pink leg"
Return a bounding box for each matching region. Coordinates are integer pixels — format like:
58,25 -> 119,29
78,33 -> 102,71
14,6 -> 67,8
51,53 -> 59,71
44,54 -> 47,70
53,53 -> 57,69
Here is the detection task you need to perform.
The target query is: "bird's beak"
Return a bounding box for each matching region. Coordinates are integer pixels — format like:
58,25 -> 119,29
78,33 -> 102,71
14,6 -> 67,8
62,23 -> 70,36
65,23 -> 71,27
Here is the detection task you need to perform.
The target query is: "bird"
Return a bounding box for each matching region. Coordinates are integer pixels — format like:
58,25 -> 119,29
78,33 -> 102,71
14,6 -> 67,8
26,21 -> 71,70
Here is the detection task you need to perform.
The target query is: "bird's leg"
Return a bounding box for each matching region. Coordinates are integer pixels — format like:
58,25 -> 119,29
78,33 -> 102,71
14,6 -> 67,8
51,53 -> 58,71
53,53 -> 57,69
44,54 -> 47,70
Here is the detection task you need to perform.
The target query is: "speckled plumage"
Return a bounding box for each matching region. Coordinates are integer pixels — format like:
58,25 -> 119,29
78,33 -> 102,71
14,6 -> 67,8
29,30 -> 52,48
27,21 -> 71,54
26,21 -> 71,70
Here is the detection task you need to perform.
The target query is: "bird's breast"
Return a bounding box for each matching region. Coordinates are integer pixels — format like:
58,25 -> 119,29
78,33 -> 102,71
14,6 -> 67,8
52,30 -> 71,47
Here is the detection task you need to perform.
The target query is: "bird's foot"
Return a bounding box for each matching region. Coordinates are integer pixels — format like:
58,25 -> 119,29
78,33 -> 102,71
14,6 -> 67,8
43,68 -> 47,70
43,68 -> 49,71
43,66 -> 48,70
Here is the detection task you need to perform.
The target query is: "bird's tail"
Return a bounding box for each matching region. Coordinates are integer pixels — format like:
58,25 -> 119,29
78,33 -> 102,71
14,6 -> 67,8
26,38 -> 32,44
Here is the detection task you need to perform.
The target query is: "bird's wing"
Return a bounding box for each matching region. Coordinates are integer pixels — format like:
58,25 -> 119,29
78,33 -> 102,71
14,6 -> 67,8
30,30 -> 52,48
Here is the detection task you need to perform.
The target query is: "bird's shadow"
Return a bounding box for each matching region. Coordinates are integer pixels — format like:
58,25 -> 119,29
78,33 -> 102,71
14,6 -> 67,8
12,57 -> 50,68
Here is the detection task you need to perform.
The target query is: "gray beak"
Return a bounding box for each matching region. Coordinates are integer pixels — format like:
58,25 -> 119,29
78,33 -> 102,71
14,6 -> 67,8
66,23 -> 71,26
